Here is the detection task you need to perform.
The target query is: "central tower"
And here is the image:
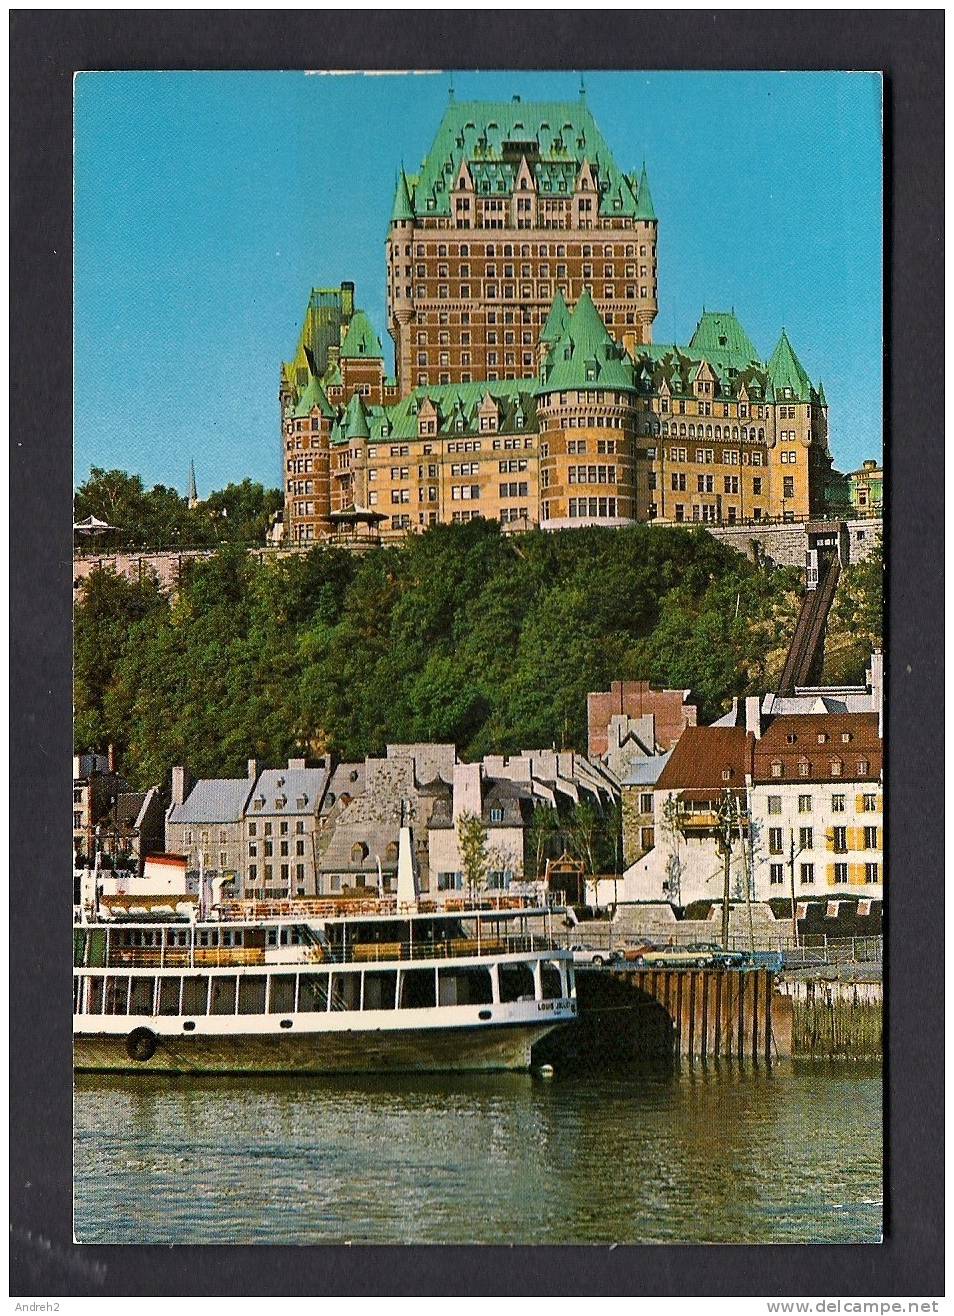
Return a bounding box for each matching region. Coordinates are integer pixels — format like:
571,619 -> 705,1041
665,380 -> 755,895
386,92 -> 658,397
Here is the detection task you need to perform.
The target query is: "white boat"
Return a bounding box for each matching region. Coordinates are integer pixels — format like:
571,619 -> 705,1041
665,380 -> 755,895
73,895 -> 577,1075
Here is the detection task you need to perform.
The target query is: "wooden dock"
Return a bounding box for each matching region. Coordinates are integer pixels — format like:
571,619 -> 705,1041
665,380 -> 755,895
564,967 -> 794,1063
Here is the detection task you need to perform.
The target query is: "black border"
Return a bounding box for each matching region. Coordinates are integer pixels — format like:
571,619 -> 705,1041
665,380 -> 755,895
10,9 -> 944,1298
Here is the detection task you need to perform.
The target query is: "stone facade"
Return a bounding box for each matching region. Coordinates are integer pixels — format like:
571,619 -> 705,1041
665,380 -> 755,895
587,680 -> 697,759
281,96 -> 835,545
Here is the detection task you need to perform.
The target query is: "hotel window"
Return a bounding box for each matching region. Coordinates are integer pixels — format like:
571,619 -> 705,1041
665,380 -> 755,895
219,852 -> 227,869
800,863 -> 815,886
248,864 -> 257,882
769,864 -> 784,886
783,476 -> 795,498
862,793 -> 877,812
798,794 -> 812,813
639,793 -> 653,814
865,863 -> 880,884
832,794 -> 846,812
833,863 -> 849,885
863,826 -> 878,850
799,827 -> 813,851
832,826 -> 847,853
768,828 -> 784,855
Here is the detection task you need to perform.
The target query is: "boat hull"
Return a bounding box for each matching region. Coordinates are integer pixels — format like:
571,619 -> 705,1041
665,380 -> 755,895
73,1020 -> 561,1075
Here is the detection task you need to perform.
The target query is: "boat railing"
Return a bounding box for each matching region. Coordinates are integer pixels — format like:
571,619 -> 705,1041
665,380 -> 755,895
214,893 -> 556,921
78,932 -> 568,971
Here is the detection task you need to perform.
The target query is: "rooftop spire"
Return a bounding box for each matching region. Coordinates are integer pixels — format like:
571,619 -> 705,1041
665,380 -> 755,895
634,161 -> 656,221
188,460 -> 198,509
391,166 -> 415,223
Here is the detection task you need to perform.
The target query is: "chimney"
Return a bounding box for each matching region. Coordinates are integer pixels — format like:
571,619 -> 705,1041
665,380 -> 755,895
171,766 -> 190,807
288,757 -> 306,770
247,758 -> 258,780
744,696 -> 763,739
107,742 -> 116,773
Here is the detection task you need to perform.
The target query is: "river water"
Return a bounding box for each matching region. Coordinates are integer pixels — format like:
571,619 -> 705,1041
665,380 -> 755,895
74,1061 -> 881,1245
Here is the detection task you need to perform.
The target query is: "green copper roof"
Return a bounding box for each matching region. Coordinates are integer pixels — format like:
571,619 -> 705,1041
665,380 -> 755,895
340,310 -> 384,360
817,378 -> 827,406
292,372 -> 334,419
767,329 -> 813,401
343,391 -> 371,440
406,98 -> 640,219
391,168 -> 415,222
282,284 -> 355,404
633,163 -> 656,221
332,378 -> 537,447
536,290 -> 637,395
540,289 -> 569,344
688,311 -> 760,369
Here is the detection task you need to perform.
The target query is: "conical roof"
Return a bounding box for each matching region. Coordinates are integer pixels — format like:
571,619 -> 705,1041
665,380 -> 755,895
340,310 -> 384,360
535,290 -> 637,395
634,162 -> 656,221
540,289 -> 570,344
391,168 -> 415,223
767,329 -> 813,401
292,372 -> 335,419
343,391 -> 371,440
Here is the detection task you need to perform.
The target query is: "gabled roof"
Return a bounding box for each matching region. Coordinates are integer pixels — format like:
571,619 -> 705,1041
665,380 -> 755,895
656,727 -> 753,793
752,713 -> 881,784
340,310 -> 383,361
767,329 -> 814,401
168,779 -> 254,825
407,98 -> 638,219
292,371 -> 335,419
536,290 -> 637,395
247,766 -> 331,817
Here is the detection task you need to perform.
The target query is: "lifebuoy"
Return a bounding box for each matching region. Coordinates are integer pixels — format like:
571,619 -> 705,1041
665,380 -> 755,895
125,1026 -> 157,1063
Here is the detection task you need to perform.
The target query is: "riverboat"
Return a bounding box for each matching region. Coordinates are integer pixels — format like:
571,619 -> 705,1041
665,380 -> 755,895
73,891 -> 577,1075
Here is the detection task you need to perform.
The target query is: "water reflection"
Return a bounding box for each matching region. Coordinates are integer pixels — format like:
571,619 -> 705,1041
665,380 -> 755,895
74,1061 -> 882,1245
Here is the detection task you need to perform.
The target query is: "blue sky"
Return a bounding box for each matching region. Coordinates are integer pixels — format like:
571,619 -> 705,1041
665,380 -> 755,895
74,70 -> 883,495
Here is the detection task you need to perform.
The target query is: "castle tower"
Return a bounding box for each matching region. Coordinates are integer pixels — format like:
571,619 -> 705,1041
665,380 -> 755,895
284,370 -> 335,542
535,290 -> 639,529
385,96 -> 659,397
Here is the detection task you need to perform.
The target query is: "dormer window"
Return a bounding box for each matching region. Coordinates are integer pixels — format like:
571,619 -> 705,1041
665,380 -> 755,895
857,759 -> 870,775
799,759 -> 811,777
817,733 -> 828,744
771,761 -> 783,778
253,798 -> 264,811
296,796 -> 308,809
721,768 -> 732,781
275,796 -> 287,810
841,732 -> 852,743
830,759 -> 843,777
786,732 -> 797,744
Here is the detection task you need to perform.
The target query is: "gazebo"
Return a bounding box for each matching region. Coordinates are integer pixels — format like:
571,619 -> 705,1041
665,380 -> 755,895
328,505 -> 387,547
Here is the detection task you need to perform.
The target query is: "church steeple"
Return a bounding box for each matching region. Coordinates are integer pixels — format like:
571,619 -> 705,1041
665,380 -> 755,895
188,460 -> 199,509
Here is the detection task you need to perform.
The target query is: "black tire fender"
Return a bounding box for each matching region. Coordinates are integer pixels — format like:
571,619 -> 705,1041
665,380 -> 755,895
126,1026 -> 157,1063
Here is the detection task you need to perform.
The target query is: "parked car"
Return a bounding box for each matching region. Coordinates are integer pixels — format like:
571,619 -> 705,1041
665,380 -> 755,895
619,942 -> 657,963
569,944 -> 621,967
635,945 -> 719,969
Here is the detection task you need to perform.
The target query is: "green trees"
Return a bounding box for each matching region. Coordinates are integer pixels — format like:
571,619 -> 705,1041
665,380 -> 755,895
74,521 -> 804,790
456,811 -> 489,900
825,537 -> 884,684
74,468 -> 283,550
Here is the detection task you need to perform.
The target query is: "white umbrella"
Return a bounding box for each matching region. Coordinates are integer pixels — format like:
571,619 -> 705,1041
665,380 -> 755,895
73,515 -> 120,535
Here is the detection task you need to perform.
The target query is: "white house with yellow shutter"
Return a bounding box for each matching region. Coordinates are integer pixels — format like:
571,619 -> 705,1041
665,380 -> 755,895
749,709 -> 882,902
